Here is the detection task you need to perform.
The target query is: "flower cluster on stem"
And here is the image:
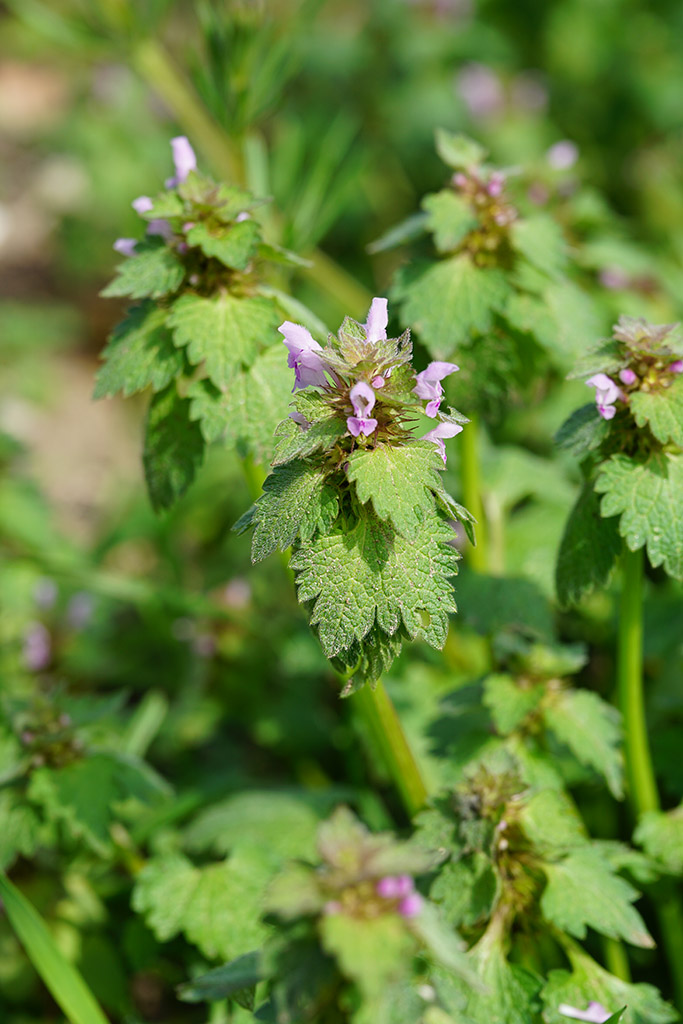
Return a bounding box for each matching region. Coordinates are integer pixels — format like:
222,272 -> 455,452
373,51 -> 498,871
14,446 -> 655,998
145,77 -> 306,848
279,297 -> 465,466
585,316 -> 683,421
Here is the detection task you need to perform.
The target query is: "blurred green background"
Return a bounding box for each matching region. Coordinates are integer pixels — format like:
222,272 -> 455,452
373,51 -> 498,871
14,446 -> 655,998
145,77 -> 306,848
2,1 -> 683,1021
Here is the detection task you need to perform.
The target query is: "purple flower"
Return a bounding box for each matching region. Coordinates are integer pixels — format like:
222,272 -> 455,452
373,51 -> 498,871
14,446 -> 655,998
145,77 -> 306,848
371,375 -> 386,388
398,892 -> 423,918
376,874 -> 414,899
113,237 -> 137,257
236,211 -> 251,223
456,63 -> 504,119
165,136 -> 197,188
347,381 -> 377,437
132,195 -> 153,214
669,360 -> 683,374
278,321 -> 329,391
365,297 -> 388,343
147,218 -> 174,241
414,361 -> 459,417
546,140 -> 579,171
619,367 -> 637,385
558,1002 -> 612,1023
23,622 -> 51,672
487,171 -> 505,197
289,410 -> 311,430
587,373 -> 621,420
599,267 -> 629,291
421,421 -> 463,464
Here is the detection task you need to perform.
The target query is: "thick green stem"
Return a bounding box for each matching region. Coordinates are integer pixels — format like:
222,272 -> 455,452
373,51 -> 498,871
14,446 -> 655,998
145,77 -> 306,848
618,546 -> 683,1009
460,414 -> 488,572
352,681 -> 428,819
618,547 -> 658,815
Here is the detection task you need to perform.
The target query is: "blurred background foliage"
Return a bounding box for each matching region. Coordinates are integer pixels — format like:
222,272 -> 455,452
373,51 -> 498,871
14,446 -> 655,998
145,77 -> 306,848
1,0 -> 683,1021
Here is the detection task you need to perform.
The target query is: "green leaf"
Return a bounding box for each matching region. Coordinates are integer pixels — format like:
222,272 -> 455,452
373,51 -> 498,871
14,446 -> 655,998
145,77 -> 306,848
440,923 -> 542,1024
272,415 -> 347,466
483,673 -> 545,734
94,302 -> 185,398
188,346 -> 292,462
291,510 -> 458,658
143,385 -> 205,512
250,460 -> 339,561
320,912 -> 414,998
168,293 -> 279,388
629,375 -> 683,447
541,942 -> 676,1024
634,804 -> 683,875
543,688 -> 623,798
434,129 -> 486,170
555,404 -> 611,458
510,215 -> 567,280
0,872 -> 110,1024
132,848 -> 272,962
556,482 -> 622,607
540,849 -> 653,947
366,212 -> 428,254
455,571 -> 553,640
27,751 -> 169,855
422,191 -> 477,254
186,219 -> 259,270
178,951 -> 265,1004
184,790 -> 320,861
429,854 -> 499,929
347,442 -> 446,536
518,789 -> 589,854
101,239 -> 184,300
396,255 -> 511,357
595,452 -> 683,579
0,793 -> 42,870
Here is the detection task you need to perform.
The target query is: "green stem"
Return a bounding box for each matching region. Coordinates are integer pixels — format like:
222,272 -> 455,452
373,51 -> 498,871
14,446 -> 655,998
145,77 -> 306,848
602,937 -> 631,982
618,547 -> 658,815
460,414 -> 488,572
352,681 -> 428,819
617,546 -> 683,1009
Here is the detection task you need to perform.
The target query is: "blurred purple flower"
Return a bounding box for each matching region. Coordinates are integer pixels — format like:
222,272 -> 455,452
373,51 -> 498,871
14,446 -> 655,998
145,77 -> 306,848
67,592 -> 94,630
511,72 -> 548,113
165,136 -> 197,188
278,321 -> 329,391
236,211 -> 251,223
365,297 -> 388,342
23,622 -> 51,672
33,577 -> 57,610
421,421 -> 463,464
398,892 -> 423,918
546,140 -> 579,171
414,361 -> 459,417
132,195 -> 153,214
113,237 -> 137,257
347,381 -> 377,437
669,360 -> 683,374
587,373 -> 621,420
619,368 -> 637,386
599,266 -> 629,291
147,219 -> 173,241
559,1002 -> 612,1023
455,63 -> 504,119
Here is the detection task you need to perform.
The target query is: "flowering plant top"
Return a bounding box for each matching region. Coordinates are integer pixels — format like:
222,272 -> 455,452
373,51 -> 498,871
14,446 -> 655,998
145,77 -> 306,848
237,298 -> 475,688
556,315 -> 683,604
